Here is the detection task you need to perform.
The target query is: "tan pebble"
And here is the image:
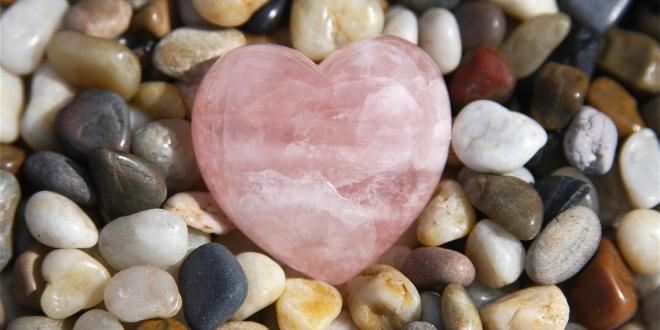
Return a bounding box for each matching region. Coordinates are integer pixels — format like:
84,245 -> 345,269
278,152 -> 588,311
163,191 -> 234,234
441,283 -> 482,330
276,278 -> 342,330
131,82 -> 186,119
617,209 -> 660,275
232,252 -> 286,321
132,0 -> 171,38
192,0 -> 269,27
137,318 -> 187,330
216,321 -> 269,330
11,244 -> 48,309
73,309 -> 123,330
417,179 -> 476,247
7,316 -> 74,330
64,0 -> 132,39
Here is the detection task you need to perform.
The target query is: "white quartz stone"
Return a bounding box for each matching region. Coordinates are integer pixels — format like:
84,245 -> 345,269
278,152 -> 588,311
0,0 -> 69,75
452,100 -> 548,174
417,179 -> 476,247
25,191 -> 98,249
419,8 -> 462,74
73,309 -> 124,330
21,62 -> 76,151
617,209 -> 660,275
480,285 -> 569,330
163,191 -> 234,234
384,6 -> 418,44
488,0 -> 558,20
0,67 -> 24,143
620,128 -> 660,209
232,252 -> 286,321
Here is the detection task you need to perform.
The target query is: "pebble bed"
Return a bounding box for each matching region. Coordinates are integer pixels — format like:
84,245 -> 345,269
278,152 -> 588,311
0,0 -> 659,330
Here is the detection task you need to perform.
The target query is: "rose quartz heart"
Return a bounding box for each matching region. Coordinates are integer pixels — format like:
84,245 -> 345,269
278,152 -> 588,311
192,36 -> 451,284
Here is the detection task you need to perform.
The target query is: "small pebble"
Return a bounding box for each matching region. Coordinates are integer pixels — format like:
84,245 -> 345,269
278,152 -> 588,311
402,246 -> 476,289
551,166 -> 599,213
217,321 -> 270,330
526,206 -> 601,284
0,67 -> 23,144
530,62 -> 589,130
525,132 -> 568,178
232,252 -> 285,321
403,321 -> 437,330
377,245 -> 412,270
0,171 -> 20,271
464,175 -> 544,241
132,0 -> 171,38
466,219 -> 525,289
0,144 -> 25,174
416,179 -> 476,247
617,209 -> 660,275
535,175 -> 591,222
73,309 -> 124,330
41,248 -> 111,319
7,316 -> 72,330
99,209 -> 188,271
488,0 -> 558,20
276,278 -> 342,330
558,25 -> 600,78
452,101 -> 547,174
46,31 -> 141,99
441,283 -> 482,330
23,151 -> 96,206
104,265 -> 182,323
453,1 -> 505,50
642,96 -> 660,134
179,243 -> 248,330
481,286 -> 569,330
465,281 -> 519,310
136,318 -> 187,330
192,0 -> 269,27
244,0 -> 288,34
130,82 -> 186,119
619,128 -> 660,209
383,5 -> 418,44
64,0 -> 132,39
11,244 -> 47,309
419,8 -> 461,74
347,265 -> 421,330
560,0 -> 632,34
164,191 -> 234,234
563,106 -> 618,175
420,291 -> 443,329
586,77 -> 644,137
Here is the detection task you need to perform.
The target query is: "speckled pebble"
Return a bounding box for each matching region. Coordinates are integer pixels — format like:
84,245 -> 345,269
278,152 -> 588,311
442,283 -> 482,330
402,247 -> 476,289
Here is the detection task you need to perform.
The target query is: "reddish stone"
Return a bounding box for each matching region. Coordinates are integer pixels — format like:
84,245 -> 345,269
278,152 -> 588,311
449,46 -> 515,110
570,238 -> 637,330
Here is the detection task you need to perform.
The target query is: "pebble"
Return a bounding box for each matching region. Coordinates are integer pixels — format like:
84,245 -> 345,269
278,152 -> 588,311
563,106 -> 618,175
191,0 -> 268,27
564,322 -> 588,330
290,0 -> 384,61
419,8 -> 462,74
23,151 -> 96,206
153,27 -> 246,81
179,243 -> 248,330
164,192 -> 234,235
643,96 -> 660,134
488,0 -> 558,20
131,119 -> 202,192
0,0 -> 69,75
530,62 -> 589,130
176,0 -> 207,26
619,128 -> 660,209
592,163 -> 635,226
244,0 -> 288,34
7,316 -> 72,330
525,132 -> 568,178
559,25 -> 600,78
586,77 -> 644,137
41,248 -> 111,319
598,28 -> 660,94
132,0 -> 171,38
232,252 -> 285,321
453,1 -> 506,50
464,175 -> 544,241
0,67 -> 23,143
570,239 -> 638,329
217,321 -> 270,330
383,5 -> 418,44
499,14 -> 571,79
0,144 -> 25,174
458,167 -> 535,185
465,219 -> 525,289
416,179 -> 476,247
64,0 -> 132,39
377,245 -> 412,270
11,244 -> 47,309
617,209 -> 660,275
420,291 -> 443,329
403,321 -> 437,330
20,63 -> 76,151
526,206 -> 601,284
347,265 -> 421,330
136,319 -> 187,330
73,309 -> 124,330
552,167 -> 599,212
441,283 -> 482,330
275,278 -> 342,330
397,0 -> 459,13
0,171 -> 20,271
54,90 -> 131,160
89,149 -> 167,220
448,45 -> 515,110
402,247 -> 475,289
130,82 -> 186,119
480,285 -> 569,330
465,281 -> 519,310
99,209 -> 188,271
560,0 -> 632,34
104,265 -> 182,323
535,175 -> 591,222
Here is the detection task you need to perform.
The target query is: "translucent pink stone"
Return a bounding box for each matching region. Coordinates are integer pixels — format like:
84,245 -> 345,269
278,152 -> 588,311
192,36 -> 451,284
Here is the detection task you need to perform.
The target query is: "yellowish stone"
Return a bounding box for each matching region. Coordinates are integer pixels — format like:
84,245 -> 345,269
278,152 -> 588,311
276,278 -> 342,330
131,82 -> 186,119
417,179 -> 476,247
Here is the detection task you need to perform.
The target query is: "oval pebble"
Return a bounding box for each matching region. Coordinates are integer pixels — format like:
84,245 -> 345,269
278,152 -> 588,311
419,8 -> 461,74
0,67 -> 24,144
526,206 -> 601,284
617,209 -> 660,275
192,0 -> 268,27
7,316 -> 72,330
620,128 -> 660,209
99,209 -> 188,271
25,191 -> 98,249
104,265 -> 182,323
232,252 -> 285,321
441,283 -> 482,330
420,291 -> 443,329
402,247 -> 475,288
64,0 -> 132,39
276,278 -> 342,330
244,0 -> 288,34
564,106 -> 618,175
480,285 -> 569,330
384,6 -> 418,44
73,309 -> 123,330
163,191 -> 234,234
453,1 -> 506,49
0,171 -> 20,271
488,0 -> 558,20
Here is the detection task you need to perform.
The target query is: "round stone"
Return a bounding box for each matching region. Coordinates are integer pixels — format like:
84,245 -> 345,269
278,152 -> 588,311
0,171 -> 20,271
480,285 -> 569,330
0,67 -> 23,144
232,252 -> 286,321
401,247 -> 476,288
73,309 -> 123,330
130,82 -> 186,119
564,106 -> 618,175
419,8 -> 461,74
617,209 -> 660,275
383,6 -> 418,44
276,278 -> 342,330
453,1 -> 505,49
441,283 -> 482,330
619,128 -> 660,209
64,0 -> 132,39
192,0 -> 268,27
586,77 -> 644,137
244,0 -> 288,34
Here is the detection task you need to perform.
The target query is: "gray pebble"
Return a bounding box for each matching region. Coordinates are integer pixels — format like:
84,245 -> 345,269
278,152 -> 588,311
421,291 -> 443,329
552,167 -> 599,214
403,321 -> 438,330
0,171 -> 20,271
465,280 -> 519,310
564,106 -> 618,175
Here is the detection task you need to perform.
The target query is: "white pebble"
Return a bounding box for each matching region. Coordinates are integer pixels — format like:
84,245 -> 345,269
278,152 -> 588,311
617,209 -> 660,275
488,0 -> 558,20
452,100 -> 548,174
480,285 -> 569,330
232,252 -> 286,321
419,8 -> 462,74
163,191 -> 234,234
564,106 -> 618,175
25,191 -> 98,249
0,67 -> 24,143
384,6 -> 418,44
620,128 -> 660,209
73,309 -> 123,330
417,179 -> 476,247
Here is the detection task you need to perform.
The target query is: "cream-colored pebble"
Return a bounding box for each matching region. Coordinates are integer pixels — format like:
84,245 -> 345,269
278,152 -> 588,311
441,283 -> 482,330
276,278 -> 342,330
417,179 -> 476,247
0,67 -> 24,143
163,191 -> 234,234
466,220 -> 525,288
192,0 -> 269,27
232,252 -> 286,321
73,309 -> 123,330
617,209 -> 660,275
383,5 -> 418,44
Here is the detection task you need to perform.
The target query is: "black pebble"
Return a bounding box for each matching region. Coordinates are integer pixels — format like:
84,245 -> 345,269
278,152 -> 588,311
179,243 -> 248,330
525,132 -> 568,178
535,175 -> 591,222
244,0 -> 289,34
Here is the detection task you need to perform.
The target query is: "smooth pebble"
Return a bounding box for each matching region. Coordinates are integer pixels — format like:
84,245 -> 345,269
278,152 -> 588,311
465,281 -> 519,310
131,0 -> 171,38
488,0 -> 558,20
7,316 -> 72,330
232,252 -> 285,321
0,68 -> 23,144
453,1 -> 506,49
64,0 -> 132,39
163,191 -> 234,234
552,166 -> 599,213
586,77 -> 644,137
0,144 -> 25,174
73,309 -> 124,330
620,128 -> 660,209
419,8 -> 461,74
130,82 -> 186,119
0,171 -> 20,271
192,0 -> 269,27
402,247 -> 475,289
276,278 -> 343,330
535,175 -> 591,222
384,6 -> 418,44
617,209 -> 660,275
244,0 -> 288,34
564,106 -> 618,175
442,283 -> 482,330
420,291 -> 443,329
11,244 -> 47,309
417,179 -> 476,247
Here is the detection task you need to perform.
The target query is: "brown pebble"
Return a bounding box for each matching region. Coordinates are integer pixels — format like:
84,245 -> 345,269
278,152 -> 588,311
586,77 -> 644,137
531,62 -> 589,130
11,244 -> 48,309
136,318 -> 187,330
642,96 -> 660,134
64,0 -> 133,39
130,81 -> 186,119
401,247 -> 476,289
0,144 -> 25,174
132,0 -> 171,38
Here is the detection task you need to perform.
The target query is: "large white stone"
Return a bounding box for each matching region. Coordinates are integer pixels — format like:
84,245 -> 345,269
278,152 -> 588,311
620,128 -> 660,209
617,209 -> 660,275
384,6 -> 418,45
0,67 -> 24,143
480,285 -> 569,330
419,8 -> 462,74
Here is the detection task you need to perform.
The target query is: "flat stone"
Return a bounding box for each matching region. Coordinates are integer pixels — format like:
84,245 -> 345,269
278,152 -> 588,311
73,309 -> 123,330
551,166 -> 599,213
480,285 -> 569,330
525,132 -> 568,178
526,206 -> 601,284
136,319 -> 187,330
132,0 -> 171,38
54,90 -> 130,160
23,151 -> 96,206
598,28 -> 660,94
453,1 -> 506,50
563,106 -> 619,175
0,144 -> 24,174
383,5 -> 418,44
7,316 -> 72,330
465,281 -> 519,310
179,243 -> 248,330
441,283 -> 482,330
535,175 -> 591,222
130,82 -> 185,119
449,46 -> 515,110
642,96 -> 660,134
11,244 -> 47,309
617,209 -> 660,275
276,278 -> 342,330
0,67 -> 23,144
499,14 -> 571,79
464,175 -> 544,241
402,247 -> 476,289
560,0 -> 632,34
64,0 -> 132,39
89,149 -> 167,220
192,0 -> 268,27
47,31 -> 141,99
530,62 -> 589,130
586,77 -> 644,137
244,0 -> 288,34
419,8 -> 461,74
620,128 -> 660,209
0,171 -> 19,271
488,0 -> 558,20
232,252 -> 285,321
163,191 -> 234,234
570,239 -> 638,329
420,291 -> 443,329
465,219 -> 525,288
403,321 -> 437,330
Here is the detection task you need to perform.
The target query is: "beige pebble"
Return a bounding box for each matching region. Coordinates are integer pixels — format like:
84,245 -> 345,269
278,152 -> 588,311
7,316 -> 73,330
73,309 -> 124,330
347,264 -> 421,330
232,252 -> 286,321
619,128 -> 660,209
617,209 -> 660,275
417,179 -> 476,247
0,67 -> 23,144
131,82 -> 186,119
192,0 -> 269,27
276,278 -> 342,330
442,283 -> 482,330
132,0 -> 171,38
11,244 -> 47,309
64,0 -> 132,39
163,191 -> 234,234
488,0 -> 558,20
217,321 -> 269,330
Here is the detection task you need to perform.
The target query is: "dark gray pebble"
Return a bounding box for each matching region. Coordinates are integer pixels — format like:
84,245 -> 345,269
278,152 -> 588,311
403,321 -> 438,330
535,175 -> 590,222
420,291 -> 443,329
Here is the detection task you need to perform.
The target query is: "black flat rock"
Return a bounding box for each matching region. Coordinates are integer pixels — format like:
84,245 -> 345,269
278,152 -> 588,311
535,175 -> 591,222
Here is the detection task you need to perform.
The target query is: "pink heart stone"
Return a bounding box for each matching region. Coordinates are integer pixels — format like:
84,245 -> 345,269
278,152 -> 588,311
192,36 -> 451,284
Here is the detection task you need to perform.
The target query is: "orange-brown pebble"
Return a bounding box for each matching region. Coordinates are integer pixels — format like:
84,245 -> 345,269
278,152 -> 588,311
137,318 -> 187,330
276,278 -> 342,330
131,82 -> 186,119
0,144 -> 25,174
132,0 -> 171,38
586,77 -> 644,137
